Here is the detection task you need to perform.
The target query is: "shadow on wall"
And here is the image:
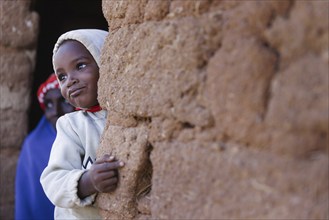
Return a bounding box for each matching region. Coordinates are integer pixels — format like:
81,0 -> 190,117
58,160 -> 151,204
29,0 -> 108,131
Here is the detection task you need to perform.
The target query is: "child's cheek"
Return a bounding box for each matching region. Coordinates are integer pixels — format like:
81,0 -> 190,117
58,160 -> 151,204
60,87 -> 67,99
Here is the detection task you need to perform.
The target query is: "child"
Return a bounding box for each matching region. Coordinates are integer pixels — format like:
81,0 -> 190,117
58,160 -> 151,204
15,73 -> 74,220
40,29 -> 124,219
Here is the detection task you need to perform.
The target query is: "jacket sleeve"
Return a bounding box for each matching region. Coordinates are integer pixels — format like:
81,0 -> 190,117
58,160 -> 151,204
15,137 -> 33,220
40,116 -> 97,208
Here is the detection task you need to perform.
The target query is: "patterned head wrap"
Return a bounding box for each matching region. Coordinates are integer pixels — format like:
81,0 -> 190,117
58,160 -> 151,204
52,29 -> 108,69
37,73 -> 59,111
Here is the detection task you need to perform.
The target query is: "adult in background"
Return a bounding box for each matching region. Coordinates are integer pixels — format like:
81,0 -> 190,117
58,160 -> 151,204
15,73 -> 74,220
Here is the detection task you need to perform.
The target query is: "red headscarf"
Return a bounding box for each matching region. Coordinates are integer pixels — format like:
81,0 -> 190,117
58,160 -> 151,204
37,74 -> 59,111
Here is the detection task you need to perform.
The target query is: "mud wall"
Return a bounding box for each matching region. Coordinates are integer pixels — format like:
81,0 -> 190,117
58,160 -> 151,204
0,0 -> 38,219
97,0 -> 328,219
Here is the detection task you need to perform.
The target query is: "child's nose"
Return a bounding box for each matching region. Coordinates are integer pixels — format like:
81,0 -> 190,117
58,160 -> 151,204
49,102 -> 60,116
67,75 -> 78,87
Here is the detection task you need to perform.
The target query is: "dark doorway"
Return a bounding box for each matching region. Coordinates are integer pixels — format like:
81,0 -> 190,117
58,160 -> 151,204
29,0 -> 108,131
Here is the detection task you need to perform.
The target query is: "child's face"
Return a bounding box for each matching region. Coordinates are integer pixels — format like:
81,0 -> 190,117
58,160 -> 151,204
44,88 -> 74,129
53,40 -> 100,109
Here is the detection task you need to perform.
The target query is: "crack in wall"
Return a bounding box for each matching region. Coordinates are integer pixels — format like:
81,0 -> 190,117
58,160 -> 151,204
260,40 -> 281,121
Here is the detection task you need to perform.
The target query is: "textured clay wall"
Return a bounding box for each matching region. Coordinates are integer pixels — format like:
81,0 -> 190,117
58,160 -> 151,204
0,0 -> 38,219
97,0 -> 328,219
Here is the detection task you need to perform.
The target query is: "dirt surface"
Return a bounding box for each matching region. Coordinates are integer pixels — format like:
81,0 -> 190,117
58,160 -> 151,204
97,0 -> 328,219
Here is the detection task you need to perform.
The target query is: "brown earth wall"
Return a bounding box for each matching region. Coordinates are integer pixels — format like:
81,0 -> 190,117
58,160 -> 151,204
0,0 -> 327,219
0,0 -> 38,219
97,0 -> 328,219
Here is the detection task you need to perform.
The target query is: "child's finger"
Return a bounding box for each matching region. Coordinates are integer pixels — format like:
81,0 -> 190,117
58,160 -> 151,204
99,178 -> 119,193
95,170 -> 117,180
99,161 -> 124,172
104,185 -> 117,193
93,176 -> 118,193
94,154 -> 115,164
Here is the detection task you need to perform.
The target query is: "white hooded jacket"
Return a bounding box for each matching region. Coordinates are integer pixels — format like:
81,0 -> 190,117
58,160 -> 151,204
40,29 -> 108,219
41,110 -> 107,219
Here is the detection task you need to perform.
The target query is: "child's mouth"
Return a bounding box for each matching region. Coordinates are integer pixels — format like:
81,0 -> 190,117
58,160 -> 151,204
69,87 -> 84,97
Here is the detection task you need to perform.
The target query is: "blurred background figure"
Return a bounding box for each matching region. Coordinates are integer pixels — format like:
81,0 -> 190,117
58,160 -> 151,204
15,74 -> 74,220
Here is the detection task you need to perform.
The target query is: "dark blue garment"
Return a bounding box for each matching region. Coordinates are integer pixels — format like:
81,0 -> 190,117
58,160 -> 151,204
15,116 -> 55,220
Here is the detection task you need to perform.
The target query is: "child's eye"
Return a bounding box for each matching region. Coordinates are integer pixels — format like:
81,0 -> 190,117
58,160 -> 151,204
45,101 -> 53,109
57,73 -> 67,81
77,63 -> 87,70
61,98 -> 70,105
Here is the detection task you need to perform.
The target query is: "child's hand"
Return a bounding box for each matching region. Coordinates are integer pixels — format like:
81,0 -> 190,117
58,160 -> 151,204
89,154 -> 124,192
78,154 -> 124,199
